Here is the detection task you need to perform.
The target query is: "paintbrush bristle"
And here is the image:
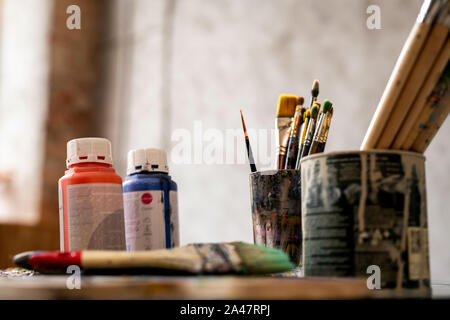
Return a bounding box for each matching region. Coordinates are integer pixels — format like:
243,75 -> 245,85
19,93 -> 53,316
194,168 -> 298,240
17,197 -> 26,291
277,95 -> 297,117
297,96 -> 305,106
240,110 -> 248,134
231,242 -> 295,274
323,100 -> 333,112
304,109 -> 311,119
311,104 -> 319,119
311,79 -> 319,97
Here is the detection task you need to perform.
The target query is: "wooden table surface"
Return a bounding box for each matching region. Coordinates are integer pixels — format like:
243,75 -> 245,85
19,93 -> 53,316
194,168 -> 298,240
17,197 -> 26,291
0,274 -> 375,300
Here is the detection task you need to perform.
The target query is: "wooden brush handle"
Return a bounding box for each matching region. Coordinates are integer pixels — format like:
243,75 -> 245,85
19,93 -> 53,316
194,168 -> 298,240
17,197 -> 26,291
81,247 -> 202,272
376,22 -> 449,149
361,21 -> 432,150
402,84 -> 447,150
393,39 -> 450,149
411,90 -> 450,153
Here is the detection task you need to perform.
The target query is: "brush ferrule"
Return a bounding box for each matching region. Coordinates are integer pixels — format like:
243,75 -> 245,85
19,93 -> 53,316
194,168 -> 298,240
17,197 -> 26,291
276,118 -> 293,153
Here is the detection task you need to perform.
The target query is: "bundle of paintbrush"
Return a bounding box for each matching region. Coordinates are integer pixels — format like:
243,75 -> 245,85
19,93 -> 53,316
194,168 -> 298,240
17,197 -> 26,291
276,80 -> 335,170
240,80 -> 334,172
362,0 -> 450,153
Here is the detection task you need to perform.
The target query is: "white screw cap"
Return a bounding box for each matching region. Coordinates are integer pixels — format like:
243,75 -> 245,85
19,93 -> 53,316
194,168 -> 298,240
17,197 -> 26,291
127,148 -> 169,175
66,137 -> 113,167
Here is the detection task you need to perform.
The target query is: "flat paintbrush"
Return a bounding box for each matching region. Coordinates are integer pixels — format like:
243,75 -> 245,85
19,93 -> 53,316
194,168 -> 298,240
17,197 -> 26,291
13,242 -> 295,275
240,110 -> 257,172
275,95 -> 297,169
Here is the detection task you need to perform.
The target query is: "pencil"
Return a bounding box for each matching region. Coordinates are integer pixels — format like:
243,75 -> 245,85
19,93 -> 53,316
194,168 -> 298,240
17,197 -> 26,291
240,110 -> 257,172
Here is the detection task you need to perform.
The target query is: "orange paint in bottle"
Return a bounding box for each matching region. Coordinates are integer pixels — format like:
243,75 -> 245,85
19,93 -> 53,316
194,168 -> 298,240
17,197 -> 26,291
58,138 -> 126,251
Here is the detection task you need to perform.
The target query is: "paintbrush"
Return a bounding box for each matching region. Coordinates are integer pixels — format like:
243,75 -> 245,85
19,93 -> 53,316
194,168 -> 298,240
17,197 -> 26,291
318,106 -> 334,152
240,110 -> 257,172
299,103 -> 320,159
13,242 -> 295,275
310,79 -> 319,107
284,97 -> 305,169
393,40 -> 450,149
295,109 -> 311,170
361,0 -> 443,150
376,2 -> 450,149
402,65 -> 449,150
309,100 -> 333,155
275,95 -> 297,169
411,88 -> 450,152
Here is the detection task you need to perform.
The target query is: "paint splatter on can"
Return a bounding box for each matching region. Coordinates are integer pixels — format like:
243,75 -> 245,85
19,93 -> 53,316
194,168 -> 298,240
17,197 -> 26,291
301,150 -> 430,292
249,170 -> 302,266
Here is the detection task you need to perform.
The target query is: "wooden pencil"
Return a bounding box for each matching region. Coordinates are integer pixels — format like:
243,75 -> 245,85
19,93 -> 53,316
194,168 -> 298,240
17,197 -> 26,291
361,0 -> 442,150
376,2 -> 450,149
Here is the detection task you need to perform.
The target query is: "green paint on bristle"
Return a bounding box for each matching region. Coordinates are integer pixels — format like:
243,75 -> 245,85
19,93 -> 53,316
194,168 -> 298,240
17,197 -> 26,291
322,100 -> 333,113
310,104 -> 319,119
231,242 -> 295,274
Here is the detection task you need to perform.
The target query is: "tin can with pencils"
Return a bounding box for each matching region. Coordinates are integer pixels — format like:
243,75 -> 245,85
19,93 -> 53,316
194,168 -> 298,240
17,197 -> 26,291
249,170 -> 302,267
300,150 -> 430,293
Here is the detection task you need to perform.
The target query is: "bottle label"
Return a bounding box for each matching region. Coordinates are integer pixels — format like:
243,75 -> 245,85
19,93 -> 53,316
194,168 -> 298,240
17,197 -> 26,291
58,183 -> 64,251
66,183 -> 126,250
124,190 -> 179,250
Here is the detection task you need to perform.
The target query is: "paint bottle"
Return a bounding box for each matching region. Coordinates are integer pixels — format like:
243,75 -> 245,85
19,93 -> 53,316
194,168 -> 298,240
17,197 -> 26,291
58,137 -> 126,251
123,148 -> 179,251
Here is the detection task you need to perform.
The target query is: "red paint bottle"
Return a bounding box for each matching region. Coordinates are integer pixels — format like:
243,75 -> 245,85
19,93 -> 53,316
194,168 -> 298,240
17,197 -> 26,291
58,138 -> 126,251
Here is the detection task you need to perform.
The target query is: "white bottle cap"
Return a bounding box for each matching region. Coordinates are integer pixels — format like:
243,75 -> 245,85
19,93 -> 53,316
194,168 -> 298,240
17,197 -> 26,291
66,137 -> 113,167
127,148 -> 169,175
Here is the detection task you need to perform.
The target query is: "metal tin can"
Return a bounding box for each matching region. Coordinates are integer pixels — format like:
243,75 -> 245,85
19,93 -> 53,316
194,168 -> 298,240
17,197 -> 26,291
249,169 -> 302,266
301,150 -> 430,292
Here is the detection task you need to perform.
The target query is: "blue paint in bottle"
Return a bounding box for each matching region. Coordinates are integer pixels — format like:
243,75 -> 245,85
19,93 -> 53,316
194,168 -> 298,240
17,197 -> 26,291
123,148 -> 179,251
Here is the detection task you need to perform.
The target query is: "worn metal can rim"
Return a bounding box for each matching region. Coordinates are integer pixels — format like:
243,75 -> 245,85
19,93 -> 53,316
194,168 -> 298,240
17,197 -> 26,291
299,149 -> 426,163
249,169 -> 300,177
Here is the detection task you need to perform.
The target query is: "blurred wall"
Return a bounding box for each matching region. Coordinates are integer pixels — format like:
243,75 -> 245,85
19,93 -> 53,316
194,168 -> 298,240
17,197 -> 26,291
101,0 -> 450,283
0,0 -> 52,224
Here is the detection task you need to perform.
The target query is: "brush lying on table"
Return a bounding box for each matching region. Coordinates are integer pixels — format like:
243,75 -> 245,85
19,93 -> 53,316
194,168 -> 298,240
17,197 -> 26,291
13,242 -> 294,275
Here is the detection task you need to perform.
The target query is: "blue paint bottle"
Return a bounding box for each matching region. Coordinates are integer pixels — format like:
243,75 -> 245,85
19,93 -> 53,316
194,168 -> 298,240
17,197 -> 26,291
123,148 -> 179,251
